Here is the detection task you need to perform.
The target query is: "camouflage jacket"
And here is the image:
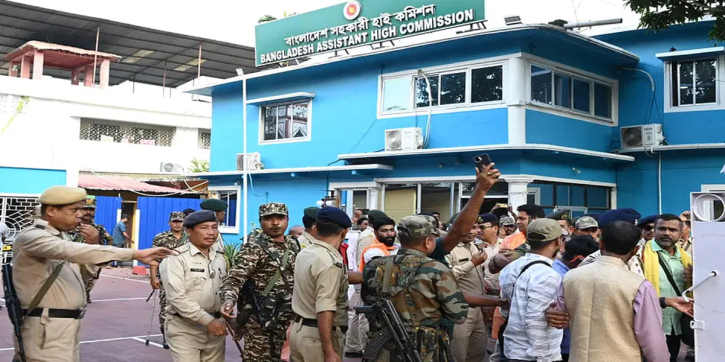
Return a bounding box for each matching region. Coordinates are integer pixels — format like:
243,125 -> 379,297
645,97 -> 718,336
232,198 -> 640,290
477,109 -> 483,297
69,223 -> 112,245
221,232 -> 300,303
152,231 -> 187,249
363,248 -> 468,331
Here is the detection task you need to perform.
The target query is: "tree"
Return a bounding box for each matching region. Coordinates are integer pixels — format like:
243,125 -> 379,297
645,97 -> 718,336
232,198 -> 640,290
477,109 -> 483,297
626,0 -> 725,40
258,15 -> 277,23
189,158 -> 209,173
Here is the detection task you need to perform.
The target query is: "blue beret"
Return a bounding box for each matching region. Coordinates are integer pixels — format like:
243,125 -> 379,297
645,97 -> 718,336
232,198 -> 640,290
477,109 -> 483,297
200,199 -> 228,212
638,214 -> 660,227
316,207 -> 352,228
582,212 -> 601,221
183,210 -> 217,228
478,213 -> 499,225
598,208 -> 641,227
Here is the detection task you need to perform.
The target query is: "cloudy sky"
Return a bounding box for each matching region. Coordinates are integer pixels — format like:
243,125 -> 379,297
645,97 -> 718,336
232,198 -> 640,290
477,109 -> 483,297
18,0 -> 642,47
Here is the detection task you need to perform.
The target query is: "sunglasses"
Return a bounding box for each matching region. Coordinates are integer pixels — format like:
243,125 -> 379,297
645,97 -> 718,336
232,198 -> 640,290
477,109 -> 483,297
642,225 -> 655,231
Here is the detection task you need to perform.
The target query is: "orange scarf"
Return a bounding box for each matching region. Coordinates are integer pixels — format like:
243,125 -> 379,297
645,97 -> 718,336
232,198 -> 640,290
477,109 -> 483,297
359,240 -> 396,271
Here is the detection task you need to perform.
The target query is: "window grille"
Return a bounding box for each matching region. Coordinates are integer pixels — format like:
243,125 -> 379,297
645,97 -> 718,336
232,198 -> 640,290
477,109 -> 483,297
198,130 -> 211,149
79,118 -> 175,146
0,196 -> 40,241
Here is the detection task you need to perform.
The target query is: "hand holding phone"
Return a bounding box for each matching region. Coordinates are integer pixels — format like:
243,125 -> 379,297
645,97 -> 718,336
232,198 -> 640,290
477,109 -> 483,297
473,154 -> 492,171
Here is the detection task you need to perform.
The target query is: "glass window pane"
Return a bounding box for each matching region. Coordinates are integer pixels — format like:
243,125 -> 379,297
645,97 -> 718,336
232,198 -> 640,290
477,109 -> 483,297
695,59 -> 716,104
531,65 -> 552,104
573,78 -> 591,113
472,66 -> 503,103
587,186 -> 609,209
554,74 -> 571,108
679,62 -> 694,105
420,183 -> 452,222
382,77 -> 411,112
570,186 -> 585,207
594,83 -> 612,119
440,72 -> 466,105
218,191 -> 237,227
383,183 -> 418,222
416,75 -> 439,108
263,107 -> 276,141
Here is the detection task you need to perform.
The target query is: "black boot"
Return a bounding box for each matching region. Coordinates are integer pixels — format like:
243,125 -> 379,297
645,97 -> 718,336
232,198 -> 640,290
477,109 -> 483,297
160,327 -> 169,349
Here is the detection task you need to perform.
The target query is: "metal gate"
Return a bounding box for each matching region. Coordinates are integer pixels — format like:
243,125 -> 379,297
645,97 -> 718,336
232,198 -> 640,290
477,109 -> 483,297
137,197 -> 202,250
0,195 -> 40,242
94,196 -> 122,239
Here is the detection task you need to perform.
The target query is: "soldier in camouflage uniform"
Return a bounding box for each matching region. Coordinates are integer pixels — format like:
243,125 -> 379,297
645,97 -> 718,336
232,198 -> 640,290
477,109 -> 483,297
363,215 -> 468,362
220,202 -> 300,362
69,195 -> 112,303
149,211 -> 187,349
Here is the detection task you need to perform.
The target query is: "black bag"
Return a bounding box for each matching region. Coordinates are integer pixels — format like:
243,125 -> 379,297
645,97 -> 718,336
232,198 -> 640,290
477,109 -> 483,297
656,253 -> 695,347
498,260 -> 551,359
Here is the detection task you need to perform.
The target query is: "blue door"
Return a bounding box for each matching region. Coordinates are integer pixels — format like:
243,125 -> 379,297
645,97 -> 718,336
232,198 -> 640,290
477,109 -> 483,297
137,197 -> 202,250
94,196 -> 121,243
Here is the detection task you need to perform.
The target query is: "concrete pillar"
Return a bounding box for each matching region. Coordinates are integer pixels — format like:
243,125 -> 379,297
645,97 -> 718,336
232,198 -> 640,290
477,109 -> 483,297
99,59 -> 110,88
507,56 -> 527,146
20,56 -> 31,79
32,51 -> 44,80
8,61 -> 17,77
71,69 -> 79,85
84,65 -> 94,87
506,176 -> 534,212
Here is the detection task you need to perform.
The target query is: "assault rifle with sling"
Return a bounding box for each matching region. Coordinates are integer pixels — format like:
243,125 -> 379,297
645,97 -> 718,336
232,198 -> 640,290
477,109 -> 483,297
356,301 -> 423,362
3,263 -> 26,362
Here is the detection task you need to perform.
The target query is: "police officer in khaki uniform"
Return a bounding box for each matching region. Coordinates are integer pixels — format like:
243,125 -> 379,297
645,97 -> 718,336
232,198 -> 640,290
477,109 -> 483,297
290,207 -> 352,362
11,186 -> 174,362
160,210 -> 228,362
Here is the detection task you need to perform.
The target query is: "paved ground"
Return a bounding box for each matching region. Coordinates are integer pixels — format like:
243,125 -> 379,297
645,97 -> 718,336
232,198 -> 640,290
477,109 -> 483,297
0,267 -> 690,361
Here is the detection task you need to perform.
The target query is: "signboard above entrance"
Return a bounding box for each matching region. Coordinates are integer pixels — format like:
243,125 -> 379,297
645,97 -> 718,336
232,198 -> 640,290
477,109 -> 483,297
254,0 -> 486,66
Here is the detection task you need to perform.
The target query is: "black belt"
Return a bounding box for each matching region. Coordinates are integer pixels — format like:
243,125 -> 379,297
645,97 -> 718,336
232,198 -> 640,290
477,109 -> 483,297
294,315 -> 348,333
23,308 -> 85,319
172,311 -> 221,319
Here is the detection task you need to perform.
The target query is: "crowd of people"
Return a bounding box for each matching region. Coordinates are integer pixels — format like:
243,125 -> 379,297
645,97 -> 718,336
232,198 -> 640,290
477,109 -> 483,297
5,162 -> 699,362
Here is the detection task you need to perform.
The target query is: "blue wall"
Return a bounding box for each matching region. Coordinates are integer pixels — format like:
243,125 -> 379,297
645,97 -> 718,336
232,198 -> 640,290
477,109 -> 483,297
0,167 -> 66,194
210,86 -> 244,172
525,110 -> 614,152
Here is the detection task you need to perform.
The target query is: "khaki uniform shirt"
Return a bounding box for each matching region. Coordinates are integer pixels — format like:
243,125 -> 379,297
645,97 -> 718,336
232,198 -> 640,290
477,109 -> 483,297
481,238 -> 503,295
297,231 -> 315,250
13,219 -> 135,310
445,242 -> 485,295
160,242 -> 227,329
292,239 -> 349,327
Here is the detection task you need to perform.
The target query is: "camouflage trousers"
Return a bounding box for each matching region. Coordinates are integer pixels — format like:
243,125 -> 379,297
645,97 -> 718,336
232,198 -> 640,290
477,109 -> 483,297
242,310 -> 294,362
159,286 -> 168,328
80,267 -> 101,300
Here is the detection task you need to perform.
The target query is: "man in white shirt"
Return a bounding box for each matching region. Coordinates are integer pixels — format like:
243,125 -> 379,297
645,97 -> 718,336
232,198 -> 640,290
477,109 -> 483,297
499,219 -> 565,362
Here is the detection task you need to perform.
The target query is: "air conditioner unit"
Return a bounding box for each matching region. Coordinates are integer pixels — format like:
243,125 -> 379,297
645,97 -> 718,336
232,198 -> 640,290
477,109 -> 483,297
385,127 -> 423,152
160,162 -> 184,173
620,124 -> 664,149
236,152 -> 264,171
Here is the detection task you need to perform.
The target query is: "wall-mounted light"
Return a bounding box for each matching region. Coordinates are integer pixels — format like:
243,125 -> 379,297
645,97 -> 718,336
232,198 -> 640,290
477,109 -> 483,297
571,167 -> 582,174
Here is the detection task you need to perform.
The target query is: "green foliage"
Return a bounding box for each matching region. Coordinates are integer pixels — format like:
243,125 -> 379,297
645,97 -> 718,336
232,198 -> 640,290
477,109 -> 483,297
626,0 -> 725,40
189,158 -> 210,173
223,243 -> 241,269
258,15 -> 278,23
1,96 -> 30,135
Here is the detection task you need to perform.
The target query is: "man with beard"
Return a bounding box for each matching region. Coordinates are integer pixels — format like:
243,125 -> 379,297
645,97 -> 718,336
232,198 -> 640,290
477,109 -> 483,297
446,217 -> 506,362
220,203 -> 300,362
358,217 -> 398,272
150,211 -> 188,349
641,214 -> 693,362
68,195 -> 112,303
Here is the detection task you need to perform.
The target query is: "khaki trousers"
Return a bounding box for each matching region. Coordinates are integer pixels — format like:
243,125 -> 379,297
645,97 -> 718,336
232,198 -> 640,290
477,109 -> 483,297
345,285 -> 369,353
452,307 -> 488,362
17,316 -> 81,362
289,320 -> 345,362
166,315 -> 226,362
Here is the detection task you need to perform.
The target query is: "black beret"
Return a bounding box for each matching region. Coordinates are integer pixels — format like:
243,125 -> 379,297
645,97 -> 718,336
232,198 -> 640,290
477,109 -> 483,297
317,207 -> 352,228
638,214 -> 660,227
304,206 -> 320,220
582,212 -> 601,221
183,210 -> 217,228
367,209 -> 389,222
182,208 -> 196,216
479,213 -> 499,225
200,199 -> 228,212
547,210 -> 569,221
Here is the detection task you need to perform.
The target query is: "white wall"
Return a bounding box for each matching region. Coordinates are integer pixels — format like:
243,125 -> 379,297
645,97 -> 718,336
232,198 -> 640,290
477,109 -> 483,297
0,76 -> 211,177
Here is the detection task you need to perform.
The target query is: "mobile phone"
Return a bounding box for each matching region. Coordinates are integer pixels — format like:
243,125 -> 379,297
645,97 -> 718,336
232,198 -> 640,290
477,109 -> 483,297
473,153 -> 492,170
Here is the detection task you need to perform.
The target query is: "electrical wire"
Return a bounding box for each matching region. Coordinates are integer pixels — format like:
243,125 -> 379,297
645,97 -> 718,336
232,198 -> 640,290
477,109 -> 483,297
247,174 -> 269,202
619,67 -> 655,124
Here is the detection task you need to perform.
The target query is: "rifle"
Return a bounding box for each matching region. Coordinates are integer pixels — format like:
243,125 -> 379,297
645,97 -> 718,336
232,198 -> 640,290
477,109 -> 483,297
357,300 -> 423,362
3,263 -> 26,362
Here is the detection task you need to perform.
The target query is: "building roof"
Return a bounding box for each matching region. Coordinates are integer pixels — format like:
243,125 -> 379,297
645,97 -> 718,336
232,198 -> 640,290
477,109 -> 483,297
4,40 -> 121,72
4,40 -> 121,61
79,175 -> 195,194
0,0 -> 261,87
187,23 -> 640,97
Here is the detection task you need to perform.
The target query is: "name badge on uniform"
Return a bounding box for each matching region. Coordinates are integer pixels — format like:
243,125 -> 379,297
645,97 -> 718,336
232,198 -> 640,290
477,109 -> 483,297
459,258 -> 470,262
190,268 -> 205,273
333,262 -> 344,269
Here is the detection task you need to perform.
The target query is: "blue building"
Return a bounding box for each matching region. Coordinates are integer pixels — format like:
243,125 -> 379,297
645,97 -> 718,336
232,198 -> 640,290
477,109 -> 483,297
189,20 -> 725,242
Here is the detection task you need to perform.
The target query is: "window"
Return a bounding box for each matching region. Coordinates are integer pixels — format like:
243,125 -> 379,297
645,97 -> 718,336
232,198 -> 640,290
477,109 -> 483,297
198,130 -> 211,149
80,119 -> 174,146
208,188 -> 239,231
380,63 -> 504,115
530,64 -> 614,121
261,101 -> 310,142
671,59 -> 717,106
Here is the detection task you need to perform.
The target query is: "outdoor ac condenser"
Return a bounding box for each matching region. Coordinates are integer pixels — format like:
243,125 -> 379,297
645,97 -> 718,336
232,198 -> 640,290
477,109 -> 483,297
236,152 -> 264,171
159,162 -> 184,173
385,127 -> 423,152
620,124 -> 664,149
